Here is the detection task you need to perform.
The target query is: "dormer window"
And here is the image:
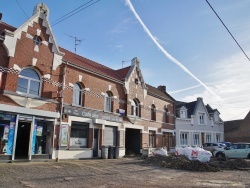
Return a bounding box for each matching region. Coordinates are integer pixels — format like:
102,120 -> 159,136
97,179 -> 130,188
180,110 -> 186,118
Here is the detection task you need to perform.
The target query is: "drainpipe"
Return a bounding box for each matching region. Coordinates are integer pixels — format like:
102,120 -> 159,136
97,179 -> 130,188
56,61 -> 68,162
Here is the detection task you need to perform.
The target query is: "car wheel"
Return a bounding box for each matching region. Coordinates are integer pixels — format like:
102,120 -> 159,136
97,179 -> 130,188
217,153 -> 225,161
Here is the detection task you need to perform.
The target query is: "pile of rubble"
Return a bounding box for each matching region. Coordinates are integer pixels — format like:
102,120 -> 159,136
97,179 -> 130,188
143,155 -> 250,172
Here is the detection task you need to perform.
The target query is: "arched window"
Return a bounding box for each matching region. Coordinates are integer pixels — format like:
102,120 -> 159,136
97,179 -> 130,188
131,99 -> 140,117
151,104 -> 156,121
104,92 -> 112,112
17,68 -> 41,96
73,83 -> 83,106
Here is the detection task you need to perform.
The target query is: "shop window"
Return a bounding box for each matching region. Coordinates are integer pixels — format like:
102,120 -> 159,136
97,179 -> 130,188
70,122 -> 89,148
72,83 -> 83,106
0,114 -> 15,155
149,130 -> 156,147
131,99 -> 140,117
17,68 -> 41,96
151,104 -> 156,121
34,120 -> 52,155
104,92 -> 112,112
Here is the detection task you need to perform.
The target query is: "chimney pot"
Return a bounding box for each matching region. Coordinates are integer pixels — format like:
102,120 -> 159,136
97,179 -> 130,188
0,13 -> 2,20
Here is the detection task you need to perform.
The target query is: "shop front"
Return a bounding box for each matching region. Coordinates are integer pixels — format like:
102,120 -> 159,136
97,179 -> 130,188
0,105 -> 58,161
56,107 -> 124,159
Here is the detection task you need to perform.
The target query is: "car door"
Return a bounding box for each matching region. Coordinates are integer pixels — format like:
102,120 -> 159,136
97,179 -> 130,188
235,144 -> 249,158
224,144 -> 238,158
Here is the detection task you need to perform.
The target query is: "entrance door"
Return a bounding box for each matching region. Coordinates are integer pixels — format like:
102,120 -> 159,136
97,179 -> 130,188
15,122 -> 31,159
201,133 -> 205,145
93,129 -> 99,157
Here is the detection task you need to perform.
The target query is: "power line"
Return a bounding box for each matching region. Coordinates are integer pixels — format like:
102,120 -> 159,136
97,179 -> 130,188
51,0 -> 95,24
51,0 -> 101,27
15,0 -> 29,20
206,0 -> 250,61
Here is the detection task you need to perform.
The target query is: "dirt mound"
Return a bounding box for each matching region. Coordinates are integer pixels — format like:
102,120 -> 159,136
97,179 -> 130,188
143,155 -> 250,172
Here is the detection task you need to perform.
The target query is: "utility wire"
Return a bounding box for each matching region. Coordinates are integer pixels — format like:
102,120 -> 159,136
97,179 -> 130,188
51,0 -> 95,24
15,0 -> 29,20
206,0 -> 250,61
51,0 -> 101,27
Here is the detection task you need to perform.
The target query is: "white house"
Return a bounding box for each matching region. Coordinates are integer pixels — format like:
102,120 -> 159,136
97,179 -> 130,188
175,97 -> 224,146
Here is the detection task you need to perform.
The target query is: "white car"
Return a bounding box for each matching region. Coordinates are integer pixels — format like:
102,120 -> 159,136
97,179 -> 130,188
213,143 -> 250,160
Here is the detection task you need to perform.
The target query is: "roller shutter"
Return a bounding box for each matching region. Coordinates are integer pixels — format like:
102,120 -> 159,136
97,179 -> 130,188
104,126 -> 117,146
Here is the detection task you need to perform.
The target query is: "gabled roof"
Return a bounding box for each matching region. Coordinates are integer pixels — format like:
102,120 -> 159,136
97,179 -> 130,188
60,47 -> 129,81
0,21 -> 16,33
146,84 -> 175,102
176,100 -> 197,118
116,66 -> 131,79
206,104 -> 219,114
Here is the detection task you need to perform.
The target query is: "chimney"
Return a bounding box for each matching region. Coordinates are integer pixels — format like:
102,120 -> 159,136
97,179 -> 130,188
157,85 -> 166,93
0,13 -> 2,20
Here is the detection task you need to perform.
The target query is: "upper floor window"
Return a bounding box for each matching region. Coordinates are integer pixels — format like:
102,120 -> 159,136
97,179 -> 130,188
73,83 -> 83,106
199,113 -> 205,124
104,92 -> 112,112
165,108 -> 169,123
131,99 -> 140,117
151,104 -> 156,121
17,68 -> 41,96
180,110 -> 186,118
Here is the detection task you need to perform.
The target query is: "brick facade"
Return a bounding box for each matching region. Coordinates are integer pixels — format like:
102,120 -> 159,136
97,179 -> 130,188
0,3 -> 176,160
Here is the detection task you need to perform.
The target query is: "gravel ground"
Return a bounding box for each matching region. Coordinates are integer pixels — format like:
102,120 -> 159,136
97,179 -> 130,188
0,157 -> 250,188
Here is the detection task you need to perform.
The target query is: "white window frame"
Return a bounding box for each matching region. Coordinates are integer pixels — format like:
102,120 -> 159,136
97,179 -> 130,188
104,92 -> 112,112
72,83 -> 82,106
180,132 -> 188,146
17,68 -> 41,97
193,133 -> 200,146
131,99 -> 139,117
199,113 -> 205,125
180,110 -> 186,118
206,134 -> 212,143
216,134 -> 221,142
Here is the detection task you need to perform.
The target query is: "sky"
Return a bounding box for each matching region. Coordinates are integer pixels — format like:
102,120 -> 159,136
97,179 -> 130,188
1,0 -> 250,121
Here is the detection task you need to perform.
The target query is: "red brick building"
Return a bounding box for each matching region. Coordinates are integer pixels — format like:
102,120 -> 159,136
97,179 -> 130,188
0,3 -> 175,161
224,111 -> 250,143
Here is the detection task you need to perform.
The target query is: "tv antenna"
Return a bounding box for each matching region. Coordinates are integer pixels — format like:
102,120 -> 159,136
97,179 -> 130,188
122,60 -> 130,68
65,34 -> 84,53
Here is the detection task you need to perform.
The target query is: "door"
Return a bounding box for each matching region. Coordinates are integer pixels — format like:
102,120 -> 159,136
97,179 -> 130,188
201,133 -> 205,145
93,129 -> 99,157
15,122 -> 31,159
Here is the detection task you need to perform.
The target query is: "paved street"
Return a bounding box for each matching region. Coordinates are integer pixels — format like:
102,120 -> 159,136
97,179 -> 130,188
0,158 -> 250,188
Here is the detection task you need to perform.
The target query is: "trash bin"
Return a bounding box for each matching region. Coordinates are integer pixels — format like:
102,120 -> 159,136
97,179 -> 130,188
101,146 -> 108,159
108,146 -> 115,159
114,146 -> 119,159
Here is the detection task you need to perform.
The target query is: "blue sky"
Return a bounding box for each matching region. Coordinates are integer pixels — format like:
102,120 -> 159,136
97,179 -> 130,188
1,0 -> 250,121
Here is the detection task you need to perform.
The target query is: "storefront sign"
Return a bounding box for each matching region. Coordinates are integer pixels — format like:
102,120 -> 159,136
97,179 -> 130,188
60,124 -> 69,147
63,107 -> 123,123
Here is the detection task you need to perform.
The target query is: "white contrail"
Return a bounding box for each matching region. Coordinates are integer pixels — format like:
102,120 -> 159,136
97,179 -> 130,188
125,0 -> 221,100
169,85 -> 201,94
